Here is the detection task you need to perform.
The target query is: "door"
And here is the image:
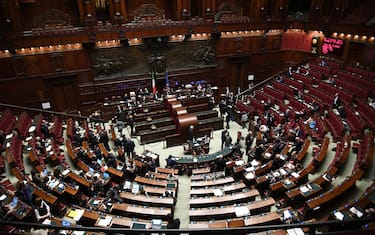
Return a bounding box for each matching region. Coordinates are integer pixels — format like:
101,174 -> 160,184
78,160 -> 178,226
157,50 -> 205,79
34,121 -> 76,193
47,76 -> 79,113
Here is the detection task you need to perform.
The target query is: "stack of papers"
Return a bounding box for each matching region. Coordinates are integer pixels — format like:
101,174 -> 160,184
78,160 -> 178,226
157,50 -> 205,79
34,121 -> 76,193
245,167 -> 255,172
334,211 -> 344,221
132,184 -> 140,194
291,172 -> 300,178
235,206 -> 250,217
287,228 -> 304,235
235,160 -> 244,166
62,169 -> 70,176
283,210 -> 292,220
97,216 -> 112,227
350,207 -> 364,217
251,159 -> 259,167
124,181 -> 132,189
67,209 -> 84,221
280,168 -> 287,175
300,186 -> 310,193
245,172 -> 255,180
213,189 -> 223,197
151,219 -> 162,229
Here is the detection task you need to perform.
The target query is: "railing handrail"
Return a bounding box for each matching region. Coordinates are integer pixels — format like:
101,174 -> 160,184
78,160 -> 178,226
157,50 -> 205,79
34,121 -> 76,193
237,70 -> 285,98
0,102 -> 104,123
0,216 -> 373,234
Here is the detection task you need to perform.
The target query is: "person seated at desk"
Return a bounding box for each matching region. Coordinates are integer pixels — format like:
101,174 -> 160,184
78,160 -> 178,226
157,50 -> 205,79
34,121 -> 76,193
166,214 -> 180,235
33,197 -> 51,222
288,137 -> 304,157
0,198 -> 17,222
107,153 -> 117,168
16,180 -> 34,207
105,185 -> 123,204
215,156 -> 226,172
124,161 -> 136,181
166,155 -> 176,168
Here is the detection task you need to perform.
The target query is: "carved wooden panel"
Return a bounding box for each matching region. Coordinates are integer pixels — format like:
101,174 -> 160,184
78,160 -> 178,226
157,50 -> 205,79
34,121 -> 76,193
90,40 -> 216,80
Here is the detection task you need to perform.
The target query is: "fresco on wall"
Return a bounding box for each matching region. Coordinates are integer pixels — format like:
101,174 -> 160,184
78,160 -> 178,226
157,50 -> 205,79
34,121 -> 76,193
90,40 -> 216,80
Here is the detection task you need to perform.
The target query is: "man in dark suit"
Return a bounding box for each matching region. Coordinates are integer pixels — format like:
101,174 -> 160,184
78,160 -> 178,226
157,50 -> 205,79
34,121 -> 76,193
221,128 -> 228,149
166,214 -> 180,235
124,138 -> 135,158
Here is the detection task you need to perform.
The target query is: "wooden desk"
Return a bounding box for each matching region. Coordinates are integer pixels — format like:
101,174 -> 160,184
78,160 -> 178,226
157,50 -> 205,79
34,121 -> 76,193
189,221 -> 227,229
82,209 -> 100,221
189,198 -> 275,219
244,211 -> 281,226
112,216 -> 167,229
190,189 -> 259,207
190,182 -> 247,196
194,110 -> 219,121
191,171 -> 225,181
142,186 -> 176,197
139,125 -> 176,143
111,203 -> 171,219
0,193 -> 32,220
119,192 -> 174,208
192,167 -> 211,175
191,176 -> 234,188
148,172 -> 178,182
67,172 -> 91,188
306,169 -> 364,210
135,117 -> 174,134
106,167 -> 124,178
198,117 -> 223,131
157,167 -> 179,175
134,176 -> 176,188
32,185 -> 57,205
134,110 -> 169,122
286,183 -> 322,201
294,139 -> 311,162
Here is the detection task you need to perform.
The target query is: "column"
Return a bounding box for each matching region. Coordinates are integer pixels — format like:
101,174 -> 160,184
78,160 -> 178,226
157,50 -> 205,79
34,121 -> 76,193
76,0 -> 85,25
84,0 -> 96,26
310,0 -> 323,19
119,0 -> 127,23
203,0 -> 215,19
177,0 -> 191,20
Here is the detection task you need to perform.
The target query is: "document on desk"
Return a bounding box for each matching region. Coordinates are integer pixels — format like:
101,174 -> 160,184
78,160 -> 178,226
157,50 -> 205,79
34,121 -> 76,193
62,169 -> 70,176
245,167 -> 255,172
124,181 -> 132,189
67,209 -> 84,221
235,206 -> 250,217
213,189 -> 223,197
283,210 -> 292,220
350,207 -> 363,218
72,231 -> 85,235
97,216 -> 112,227
291,172 -> 300,178
245,172 -> 255,180
334,211 -> 345,221
280,168 -> 287,175
300,185 -> 309,193
287,228 -> 305,235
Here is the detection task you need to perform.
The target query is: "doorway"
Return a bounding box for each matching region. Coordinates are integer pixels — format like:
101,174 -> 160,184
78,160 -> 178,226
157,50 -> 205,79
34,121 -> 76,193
46,76 -> 79,113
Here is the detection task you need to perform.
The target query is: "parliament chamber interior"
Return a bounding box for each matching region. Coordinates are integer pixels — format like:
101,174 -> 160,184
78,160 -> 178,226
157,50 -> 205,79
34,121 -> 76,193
0,0 -> 375,234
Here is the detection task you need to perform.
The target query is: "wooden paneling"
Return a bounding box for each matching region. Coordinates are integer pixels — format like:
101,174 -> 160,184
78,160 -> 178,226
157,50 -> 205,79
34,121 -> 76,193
0,58 -> 17,79
63,50 -> 91,71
